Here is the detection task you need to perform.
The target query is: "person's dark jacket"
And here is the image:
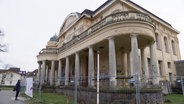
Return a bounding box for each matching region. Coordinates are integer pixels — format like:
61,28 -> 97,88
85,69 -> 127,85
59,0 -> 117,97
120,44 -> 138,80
15,81 -> 21,92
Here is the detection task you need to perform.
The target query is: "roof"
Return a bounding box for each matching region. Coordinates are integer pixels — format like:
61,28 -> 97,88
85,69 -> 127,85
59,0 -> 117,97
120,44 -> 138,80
0,70 -> 21,75
81,9 -> 94,16
26,69 -> 38,77
59,0 -> 178,38
127,0 -> 172,27
79,0 -> 172,27
50,34 -> 58,41
94,0 -> 113,13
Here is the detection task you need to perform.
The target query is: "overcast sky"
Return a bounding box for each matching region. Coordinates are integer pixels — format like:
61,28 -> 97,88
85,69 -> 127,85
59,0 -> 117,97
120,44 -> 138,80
0,0 -> 183,71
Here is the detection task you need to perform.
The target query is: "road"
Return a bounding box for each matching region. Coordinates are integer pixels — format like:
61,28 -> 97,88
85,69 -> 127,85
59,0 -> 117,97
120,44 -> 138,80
0,90 -> 27,104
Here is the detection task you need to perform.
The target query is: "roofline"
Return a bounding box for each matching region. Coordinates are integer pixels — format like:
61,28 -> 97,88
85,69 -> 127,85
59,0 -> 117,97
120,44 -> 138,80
94,0 -> 113,13
127,0 -> 179,33
81,9 -> 94,16
58,12 -> 81,38
59,0 -> 180,37
92,0 -> 179,33
128,0 -> 172,26
0,70 -> 22,75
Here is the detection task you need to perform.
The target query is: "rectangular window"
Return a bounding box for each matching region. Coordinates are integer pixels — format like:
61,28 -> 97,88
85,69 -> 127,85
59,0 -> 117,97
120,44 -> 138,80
158,60 -> 163,76
155,33 -> 160,49
168,62 -> 171,69
164,37 -> 169,53
171,40 -> 176,55
169,73 -> 173,82
11,73 -> 13,77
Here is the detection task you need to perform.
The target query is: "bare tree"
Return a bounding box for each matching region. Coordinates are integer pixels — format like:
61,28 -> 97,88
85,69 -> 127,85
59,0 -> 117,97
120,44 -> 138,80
0,29 -> 7,52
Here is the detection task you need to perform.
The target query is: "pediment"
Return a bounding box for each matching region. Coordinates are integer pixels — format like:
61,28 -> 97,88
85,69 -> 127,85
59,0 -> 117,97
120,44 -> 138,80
100,0 -> 139,17
60,12 -> 81,34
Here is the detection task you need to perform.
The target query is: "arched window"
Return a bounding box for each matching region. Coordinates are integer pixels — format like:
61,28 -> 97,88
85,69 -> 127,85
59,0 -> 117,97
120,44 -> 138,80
171,40 -> 176,55
155,33 -> 159,49
164,37 -> 169,53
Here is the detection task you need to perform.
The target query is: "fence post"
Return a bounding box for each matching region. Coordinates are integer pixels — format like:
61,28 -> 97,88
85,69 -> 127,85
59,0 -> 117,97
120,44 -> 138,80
97,51 -> 100,104
74,78 -> 78,104
38,82 -> 41,101
135,73 -> 140,104
181,76 -> 184,96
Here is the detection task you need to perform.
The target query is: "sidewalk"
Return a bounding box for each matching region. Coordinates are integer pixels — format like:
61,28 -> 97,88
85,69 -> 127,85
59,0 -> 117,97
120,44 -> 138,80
0,90 -> 28,104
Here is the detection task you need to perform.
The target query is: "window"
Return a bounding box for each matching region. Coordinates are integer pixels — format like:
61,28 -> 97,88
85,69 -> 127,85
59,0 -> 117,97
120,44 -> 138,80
158,60 -> 163,76
167,62 -> 171,69
10,73 -> 13,77
164,37 -> 169,53
155,33 -> 160,49
171,40 -> 176,55
169,73 -> 173,82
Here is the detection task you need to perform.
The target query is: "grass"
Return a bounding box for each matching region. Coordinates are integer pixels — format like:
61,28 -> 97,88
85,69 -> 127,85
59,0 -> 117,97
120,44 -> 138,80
164,94 -> 184,104
0,86 -> 14,90
27,93 -> 184,104
26,92 -> 74,104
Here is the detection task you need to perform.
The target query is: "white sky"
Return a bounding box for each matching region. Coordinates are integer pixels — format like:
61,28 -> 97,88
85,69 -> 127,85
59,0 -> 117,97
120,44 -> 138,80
0,0 -> 183,71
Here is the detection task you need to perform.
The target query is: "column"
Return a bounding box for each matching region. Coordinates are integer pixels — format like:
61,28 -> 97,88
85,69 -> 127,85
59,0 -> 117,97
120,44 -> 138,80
75,52 -> 80,85
38,62 -> 41,83
108,37 -> 117,87
122,53 -> 127,76
45,65 -> 48,82
57,59 -> 62,85
131,34 -> 139,76
50,60 -> 55,85
141,48 -> 148,82
88,46 -> 94,87
150,41 -> 159,85
127,51 -> 132,76
55,70 -> 57,85
65,57 -> 69,85
41,60 -> 46,84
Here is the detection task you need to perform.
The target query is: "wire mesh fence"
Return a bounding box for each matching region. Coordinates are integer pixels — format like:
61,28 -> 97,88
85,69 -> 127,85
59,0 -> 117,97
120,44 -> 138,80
1,73 -> 184,104
29,74 -> 184,104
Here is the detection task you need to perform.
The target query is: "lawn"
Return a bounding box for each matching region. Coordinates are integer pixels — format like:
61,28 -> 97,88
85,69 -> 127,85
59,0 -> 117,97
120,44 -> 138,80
164,94 -> 184,104
0,86 -> 14,90
25,92 -> 184,104
26,92 -> 74,104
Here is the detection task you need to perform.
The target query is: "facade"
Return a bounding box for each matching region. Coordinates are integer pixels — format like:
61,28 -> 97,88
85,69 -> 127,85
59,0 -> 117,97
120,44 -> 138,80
37,0 -> 181,87
0,70 -> 21,86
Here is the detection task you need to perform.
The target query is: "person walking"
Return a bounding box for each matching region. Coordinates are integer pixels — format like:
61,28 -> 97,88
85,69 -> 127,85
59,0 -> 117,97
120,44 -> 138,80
15,80 -> 21,100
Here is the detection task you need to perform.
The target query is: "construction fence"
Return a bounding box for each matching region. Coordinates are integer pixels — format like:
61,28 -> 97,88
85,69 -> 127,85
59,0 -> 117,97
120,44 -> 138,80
31,75 -> 184,104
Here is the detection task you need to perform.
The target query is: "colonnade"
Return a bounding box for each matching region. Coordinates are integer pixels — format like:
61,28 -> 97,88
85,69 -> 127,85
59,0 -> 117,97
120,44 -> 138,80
37,34 -> 159,87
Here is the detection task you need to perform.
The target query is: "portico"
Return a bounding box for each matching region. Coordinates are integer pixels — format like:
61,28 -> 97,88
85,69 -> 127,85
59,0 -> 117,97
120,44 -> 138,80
37,16 -> 159,87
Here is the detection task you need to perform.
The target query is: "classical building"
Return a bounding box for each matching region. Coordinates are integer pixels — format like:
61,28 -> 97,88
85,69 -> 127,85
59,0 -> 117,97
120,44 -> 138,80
37,0 -> 181,87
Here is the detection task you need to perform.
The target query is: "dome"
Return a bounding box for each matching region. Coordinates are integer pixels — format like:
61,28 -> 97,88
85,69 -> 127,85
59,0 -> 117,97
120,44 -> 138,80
49,35 -> 58,41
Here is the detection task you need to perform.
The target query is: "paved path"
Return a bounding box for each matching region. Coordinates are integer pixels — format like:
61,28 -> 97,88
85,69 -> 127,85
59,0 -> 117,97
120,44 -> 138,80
0,90 -> 28,104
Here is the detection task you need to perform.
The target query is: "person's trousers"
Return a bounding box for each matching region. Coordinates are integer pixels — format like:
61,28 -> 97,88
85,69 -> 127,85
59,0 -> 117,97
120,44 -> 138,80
15,91 -> 20,99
